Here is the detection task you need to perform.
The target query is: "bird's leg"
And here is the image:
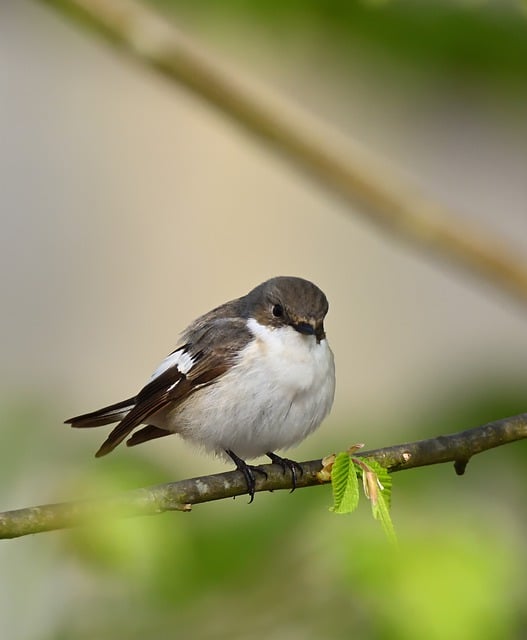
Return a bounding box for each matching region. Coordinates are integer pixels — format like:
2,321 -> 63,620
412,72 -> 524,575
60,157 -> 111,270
266,452 -> 303,492
226,449 -> 268,503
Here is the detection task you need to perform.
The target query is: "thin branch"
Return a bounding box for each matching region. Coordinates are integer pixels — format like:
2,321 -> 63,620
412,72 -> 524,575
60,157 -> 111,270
38,0 -> 527,307
1,412 -> 526,539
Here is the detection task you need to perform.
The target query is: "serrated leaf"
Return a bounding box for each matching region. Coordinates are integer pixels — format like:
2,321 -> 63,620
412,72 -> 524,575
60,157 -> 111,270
363,457 -> 392,509
330,452 -> 359,514
372,490 -> 397,545
359,458 -> 396,543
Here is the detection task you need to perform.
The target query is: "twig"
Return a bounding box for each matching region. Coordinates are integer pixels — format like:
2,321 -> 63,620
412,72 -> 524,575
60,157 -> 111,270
1,412 -> 526,539
38,0 -> 527,307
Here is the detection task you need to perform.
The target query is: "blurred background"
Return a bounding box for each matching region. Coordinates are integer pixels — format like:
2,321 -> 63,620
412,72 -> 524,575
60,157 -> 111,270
1,0 -> 527,638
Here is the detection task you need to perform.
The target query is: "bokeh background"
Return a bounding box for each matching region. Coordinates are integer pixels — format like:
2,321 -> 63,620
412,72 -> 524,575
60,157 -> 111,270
1,1 -> 527,638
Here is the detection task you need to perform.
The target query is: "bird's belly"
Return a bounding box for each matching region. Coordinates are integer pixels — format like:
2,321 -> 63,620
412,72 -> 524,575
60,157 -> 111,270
155,334 -> 335,460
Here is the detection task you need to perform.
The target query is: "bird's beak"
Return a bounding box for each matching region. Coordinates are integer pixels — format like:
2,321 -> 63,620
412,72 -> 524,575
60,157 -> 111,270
294,321 -> 316,336
292,319 -> 325,343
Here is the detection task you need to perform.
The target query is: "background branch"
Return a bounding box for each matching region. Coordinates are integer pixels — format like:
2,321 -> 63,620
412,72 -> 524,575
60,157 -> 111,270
1,412 -> 526,540
39,0 -> 527,308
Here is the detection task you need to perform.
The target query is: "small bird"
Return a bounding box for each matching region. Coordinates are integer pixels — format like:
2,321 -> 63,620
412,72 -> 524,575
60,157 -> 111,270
66,276 -> 335,501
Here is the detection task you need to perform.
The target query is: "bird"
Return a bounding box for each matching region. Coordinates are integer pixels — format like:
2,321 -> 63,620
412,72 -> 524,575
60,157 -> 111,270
66,276 -> 335,501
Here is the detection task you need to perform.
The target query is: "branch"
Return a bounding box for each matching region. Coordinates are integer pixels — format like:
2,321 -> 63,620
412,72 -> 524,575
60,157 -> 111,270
1,413 -> 526,539
38,0 -> 527,308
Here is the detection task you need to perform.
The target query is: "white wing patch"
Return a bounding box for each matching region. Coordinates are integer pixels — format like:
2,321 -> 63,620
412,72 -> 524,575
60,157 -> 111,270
150,348 -> 195,380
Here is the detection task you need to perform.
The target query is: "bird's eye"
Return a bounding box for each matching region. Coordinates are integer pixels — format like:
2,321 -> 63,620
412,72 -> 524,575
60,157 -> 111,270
272,304 -> 284,318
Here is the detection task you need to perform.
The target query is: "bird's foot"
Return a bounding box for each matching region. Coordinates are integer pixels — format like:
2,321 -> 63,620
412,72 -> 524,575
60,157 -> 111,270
266,452 -> 303,492
226,450 -> 268,503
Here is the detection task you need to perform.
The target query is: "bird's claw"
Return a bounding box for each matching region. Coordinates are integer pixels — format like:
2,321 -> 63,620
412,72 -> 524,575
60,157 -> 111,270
266,452 -> 303,492
226,449 -> 268,503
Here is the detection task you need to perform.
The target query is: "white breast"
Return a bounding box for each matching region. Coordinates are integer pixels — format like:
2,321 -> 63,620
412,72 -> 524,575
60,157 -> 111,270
158,318 -> 335,460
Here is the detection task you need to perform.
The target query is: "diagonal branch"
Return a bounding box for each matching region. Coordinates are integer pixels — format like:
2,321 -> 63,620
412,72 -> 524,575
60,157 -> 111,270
1,412 -> 526,539
39,0 -> 527,307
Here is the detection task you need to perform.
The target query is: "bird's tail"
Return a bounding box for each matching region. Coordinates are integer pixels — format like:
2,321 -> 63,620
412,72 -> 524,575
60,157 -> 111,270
65,397 -> 136,429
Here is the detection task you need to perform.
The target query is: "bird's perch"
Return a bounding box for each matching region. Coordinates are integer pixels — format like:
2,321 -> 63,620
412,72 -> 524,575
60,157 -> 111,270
1,412 -> 526,539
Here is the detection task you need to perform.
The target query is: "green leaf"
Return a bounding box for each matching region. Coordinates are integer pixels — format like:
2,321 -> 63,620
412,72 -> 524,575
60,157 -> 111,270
330,452 -> 359,514
363,457 -> 392,509
360,457 -> 396,544
372,490 -> 397,546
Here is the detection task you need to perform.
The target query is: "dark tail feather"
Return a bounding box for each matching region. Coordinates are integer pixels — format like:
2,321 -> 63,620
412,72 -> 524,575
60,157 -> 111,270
93,392 -> 172,458
65,397 -> 136,429
126,425 -> 172,447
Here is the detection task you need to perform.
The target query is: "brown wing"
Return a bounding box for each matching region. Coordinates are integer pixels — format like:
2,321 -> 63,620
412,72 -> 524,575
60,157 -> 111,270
94,365 -> 191,457
89,315 -> 252,458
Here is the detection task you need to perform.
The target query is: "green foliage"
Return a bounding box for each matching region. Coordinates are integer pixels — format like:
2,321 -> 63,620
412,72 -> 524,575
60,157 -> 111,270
330,451 -> 359,514
330,452 -> 396,543
365,457 -> 392,509
363,457 -> 397,545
